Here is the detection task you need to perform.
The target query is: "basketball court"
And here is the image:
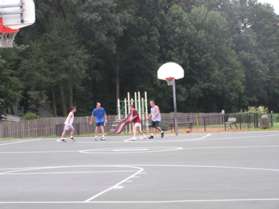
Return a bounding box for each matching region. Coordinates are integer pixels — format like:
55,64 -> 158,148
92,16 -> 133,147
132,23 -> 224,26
0,132 -> 278,209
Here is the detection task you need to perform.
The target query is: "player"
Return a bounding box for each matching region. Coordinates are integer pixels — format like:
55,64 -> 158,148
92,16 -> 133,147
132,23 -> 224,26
89,102 -> 107,141
129,104 -> 146,141
149,100 -> 164,139
58,106 -> 76,142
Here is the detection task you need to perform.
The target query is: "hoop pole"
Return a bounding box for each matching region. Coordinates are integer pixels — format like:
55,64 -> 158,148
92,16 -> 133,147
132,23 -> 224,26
144,91 -> 149,131
117,98 -> 121,120
138,91 -> 141,116
127,92 -> 131,133
172,79 -> 178,136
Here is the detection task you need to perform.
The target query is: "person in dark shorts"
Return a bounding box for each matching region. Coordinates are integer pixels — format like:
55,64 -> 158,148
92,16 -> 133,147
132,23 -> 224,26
149,100 -> 164,139
89,102 -> 107,141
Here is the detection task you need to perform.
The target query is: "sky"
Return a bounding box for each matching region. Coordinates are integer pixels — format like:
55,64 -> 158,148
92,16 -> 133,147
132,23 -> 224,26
258,0 -> 279,14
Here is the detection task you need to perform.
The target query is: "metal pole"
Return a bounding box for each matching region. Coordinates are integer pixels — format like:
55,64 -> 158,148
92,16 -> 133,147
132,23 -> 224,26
117,98 -> 121,120
144,91 -> 149,132
172,79 -> 178,136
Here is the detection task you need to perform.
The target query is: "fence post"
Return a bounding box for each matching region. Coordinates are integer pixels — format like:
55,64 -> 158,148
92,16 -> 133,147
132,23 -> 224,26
255,113 -> 259,128
203,116 -> 206,132
0,123 -> 3,137
270,112 -> 273,128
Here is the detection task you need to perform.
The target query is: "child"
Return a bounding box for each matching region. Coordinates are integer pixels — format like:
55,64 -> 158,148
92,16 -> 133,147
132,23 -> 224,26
58,106 -> 76,142
129,104 -> 146,141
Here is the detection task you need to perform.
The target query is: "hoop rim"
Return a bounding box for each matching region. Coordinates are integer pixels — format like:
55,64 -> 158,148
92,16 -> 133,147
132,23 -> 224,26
0,18 -> 19,33
165,77 -> 175,81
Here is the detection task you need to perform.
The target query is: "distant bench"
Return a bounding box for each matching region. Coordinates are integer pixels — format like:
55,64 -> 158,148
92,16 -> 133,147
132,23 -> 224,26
225,117 -> 238,129
169,121 -> 194,133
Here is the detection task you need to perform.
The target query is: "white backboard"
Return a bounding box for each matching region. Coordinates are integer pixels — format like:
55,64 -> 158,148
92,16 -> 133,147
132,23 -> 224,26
0,0 -> 35,29
157,62 -> 184,80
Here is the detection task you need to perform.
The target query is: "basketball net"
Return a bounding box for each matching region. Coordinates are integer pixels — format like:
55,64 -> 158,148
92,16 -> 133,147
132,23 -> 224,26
166,77 -> 175,86
0,18 -> 19,48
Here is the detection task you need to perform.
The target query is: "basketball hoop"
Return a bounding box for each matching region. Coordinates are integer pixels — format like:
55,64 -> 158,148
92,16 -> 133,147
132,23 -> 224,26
0,0 -> 36,48
157,62 -> 185,136
0,18 -> 18,48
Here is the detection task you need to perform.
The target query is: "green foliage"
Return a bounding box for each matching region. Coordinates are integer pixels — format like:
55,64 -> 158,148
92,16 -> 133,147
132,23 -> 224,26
248,106 -> 269,114
23,112 -> 39,120
1,0 -> 279,115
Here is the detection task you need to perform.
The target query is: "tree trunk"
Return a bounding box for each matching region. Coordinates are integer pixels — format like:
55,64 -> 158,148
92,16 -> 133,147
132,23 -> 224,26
115,54 -> 120,102
51,88 -> 57,116
68,78 -> 73,107
59,85 -> 67,116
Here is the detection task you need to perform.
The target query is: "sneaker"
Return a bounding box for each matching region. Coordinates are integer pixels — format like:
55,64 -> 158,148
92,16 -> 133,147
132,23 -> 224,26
161,131 -> 164,138
130,137 -> 137,141
70,136 -> 75,141
140,135 -> 147,140
94,136 -> 99,141
100,136 -> 106,141
57,138 -> 67,142
148,135 -> 154,139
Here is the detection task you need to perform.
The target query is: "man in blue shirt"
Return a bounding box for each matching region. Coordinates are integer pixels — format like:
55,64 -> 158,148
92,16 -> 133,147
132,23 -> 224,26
89,102 -> 107,141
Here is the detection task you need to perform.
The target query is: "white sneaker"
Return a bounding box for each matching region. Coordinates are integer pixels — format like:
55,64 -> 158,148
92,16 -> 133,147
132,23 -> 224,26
130,137 -> 137,141
124,137 -> 137,142
57,138 -> 66,142
140,135 -> 147,140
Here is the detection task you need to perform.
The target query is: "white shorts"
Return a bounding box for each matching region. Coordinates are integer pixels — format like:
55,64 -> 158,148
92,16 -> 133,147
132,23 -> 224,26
64,124 -> 74,131
134,123 -> 142,129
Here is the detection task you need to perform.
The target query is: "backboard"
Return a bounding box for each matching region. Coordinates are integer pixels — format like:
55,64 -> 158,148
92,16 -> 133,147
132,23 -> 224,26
0,0 -> 35,47
157,62 -> 184,82
0,0 -> 36,29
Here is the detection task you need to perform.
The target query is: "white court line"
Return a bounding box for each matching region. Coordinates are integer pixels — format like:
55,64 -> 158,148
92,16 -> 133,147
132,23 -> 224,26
209,133 -> 279,141
0,165 -> 140,176
2,143 -> 278,155
76,134 -> 212,144
0,138 -> 43,146
135,164 -> 279,172
186,133 -> 212,141
0,164 -> 279,204
0,150 -> 77,154
84,166 -> 144,202
0,198 -> 279,204
180,144 -> 279,151
79,147 -> 183,154
3,170 -> 135,176
0,164 -> 144,203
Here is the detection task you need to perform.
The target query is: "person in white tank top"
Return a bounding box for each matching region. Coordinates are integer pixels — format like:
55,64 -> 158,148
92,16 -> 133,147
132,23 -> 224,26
149,100 -> 164,139
58,106 -> 76,142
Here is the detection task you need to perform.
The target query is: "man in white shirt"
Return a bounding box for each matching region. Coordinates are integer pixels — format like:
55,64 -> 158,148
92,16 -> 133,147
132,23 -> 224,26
149,100 -> 164,139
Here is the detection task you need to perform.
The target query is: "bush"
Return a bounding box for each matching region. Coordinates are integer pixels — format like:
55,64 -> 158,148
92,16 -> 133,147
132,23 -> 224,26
23,112 -> 39,120
247,106 -> 269,114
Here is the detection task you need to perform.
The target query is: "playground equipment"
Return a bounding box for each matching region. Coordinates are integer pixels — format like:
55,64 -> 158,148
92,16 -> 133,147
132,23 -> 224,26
117,91 -> 149,132
0,0 -> 36,47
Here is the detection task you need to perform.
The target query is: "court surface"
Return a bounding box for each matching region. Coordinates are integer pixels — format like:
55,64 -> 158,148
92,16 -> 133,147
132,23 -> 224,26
0,131 -> 279,209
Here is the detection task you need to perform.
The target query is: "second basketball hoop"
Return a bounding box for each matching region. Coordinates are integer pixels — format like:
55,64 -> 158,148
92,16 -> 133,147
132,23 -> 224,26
0,0 -> 36,48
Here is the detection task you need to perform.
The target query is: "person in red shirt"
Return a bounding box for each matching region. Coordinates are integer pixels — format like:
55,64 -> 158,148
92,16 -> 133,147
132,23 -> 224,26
129,104 -> 146,140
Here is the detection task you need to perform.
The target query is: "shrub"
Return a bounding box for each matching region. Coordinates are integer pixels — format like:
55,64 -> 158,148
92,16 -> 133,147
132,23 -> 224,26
23,112 -> 39,120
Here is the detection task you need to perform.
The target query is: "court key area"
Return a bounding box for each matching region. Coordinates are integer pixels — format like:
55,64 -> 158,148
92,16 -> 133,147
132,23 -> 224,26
0,131 -> 279,209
